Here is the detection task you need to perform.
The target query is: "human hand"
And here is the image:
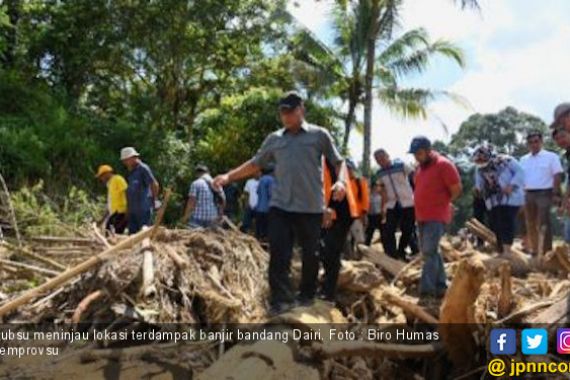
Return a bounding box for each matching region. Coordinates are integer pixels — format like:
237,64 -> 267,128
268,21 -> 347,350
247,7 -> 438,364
331,181 -> 346,201
212,174 -> 230,190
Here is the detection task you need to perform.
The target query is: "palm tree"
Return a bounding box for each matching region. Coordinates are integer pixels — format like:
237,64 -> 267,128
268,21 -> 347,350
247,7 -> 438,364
337,0 -> 465,173
290,0 -> 471,173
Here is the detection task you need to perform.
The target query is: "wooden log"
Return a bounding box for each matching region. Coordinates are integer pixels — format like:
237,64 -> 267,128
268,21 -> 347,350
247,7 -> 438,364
528,297 -> 570,324
497,262 -> 513,318
312,341 -> 443,359
150,188 -> 171,239
554,244 -> 570,273
0,227 -> 154,318
382,290 -> 439,324
358,244 -> 405,277
466,219 -> 497,246
496,300 -> 555,324
91,223 -> 112,249
2,241 -> 67,270
72,290 -> 104,323
28,236 -> 96,245
164,245 -> 189,269
0,258 -> 60,277
439,257 -> 485,372
139,231 -> 156,300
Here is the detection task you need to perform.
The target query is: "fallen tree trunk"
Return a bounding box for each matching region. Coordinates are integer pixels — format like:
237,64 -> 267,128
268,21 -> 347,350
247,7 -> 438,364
72,290 -> 104,323
382,290 -> 439,324
439,257 -> 485,372
0,227 -> 155,318
466,219 -> 497,247
497,262 -> 513,318
358,244 -> 405,277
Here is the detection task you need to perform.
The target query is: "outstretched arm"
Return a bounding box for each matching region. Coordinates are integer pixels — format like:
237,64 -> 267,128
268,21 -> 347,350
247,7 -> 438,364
213,160 -> 261,189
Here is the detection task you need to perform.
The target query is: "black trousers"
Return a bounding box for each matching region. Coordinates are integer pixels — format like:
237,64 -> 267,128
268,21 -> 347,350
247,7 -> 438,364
321,216 -> 354,300
489,205 -> 520,248
268,207 -> 322,305
256,212 -> 269,240
365,213 -> 384,246
384,206 -> 417,259
106,213 -> 127,234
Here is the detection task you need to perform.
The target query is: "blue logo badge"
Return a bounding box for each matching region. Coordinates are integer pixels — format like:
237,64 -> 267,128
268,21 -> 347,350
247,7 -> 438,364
522,329 -> 548,355
490,329 -> 516,355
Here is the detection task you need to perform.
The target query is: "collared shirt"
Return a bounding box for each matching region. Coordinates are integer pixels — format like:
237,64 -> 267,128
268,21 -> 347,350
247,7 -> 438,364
256,174 -> 275,213
414,152 -> 461,223
376,159 -> 414,209
127,161 -> 156,216
189,174 -> 224,222
244,178 -> 259,209
474,155 -> 525,210
520,149 -> 563,190
251,121 -> 343,213
107,174 -> 128,214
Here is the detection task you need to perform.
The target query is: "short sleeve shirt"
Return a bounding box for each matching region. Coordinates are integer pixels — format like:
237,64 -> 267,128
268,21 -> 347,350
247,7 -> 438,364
251,122 -> 343,213
376,159 -> 415,209
414,152 -> 461,223
107,174 -> 128,214
189,175 -> 220,222
127,162 -> 156,215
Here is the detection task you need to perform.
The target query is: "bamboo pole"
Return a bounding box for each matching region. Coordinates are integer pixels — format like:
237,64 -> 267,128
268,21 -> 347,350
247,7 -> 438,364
0,227 -> 154,318
0,258 -> 60,277
1,241 -> 67,270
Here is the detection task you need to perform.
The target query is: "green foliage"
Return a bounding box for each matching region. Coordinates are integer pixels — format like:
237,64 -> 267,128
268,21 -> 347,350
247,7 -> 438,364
194,87 -> 341,175
11,181 -> 101,236
447,106 -> 553,157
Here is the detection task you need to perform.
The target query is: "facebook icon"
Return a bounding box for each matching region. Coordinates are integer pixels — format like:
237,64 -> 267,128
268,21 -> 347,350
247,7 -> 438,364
490,329 -> 516,355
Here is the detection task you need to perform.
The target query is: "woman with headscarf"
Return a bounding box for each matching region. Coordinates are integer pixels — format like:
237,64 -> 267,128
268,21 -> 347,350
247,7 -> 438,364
472,145 -> 525,255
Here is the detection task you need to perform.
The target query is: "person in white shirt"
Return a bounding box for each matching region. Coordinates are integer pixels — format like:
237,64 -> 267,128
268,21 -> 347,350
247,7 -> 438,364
519,130 -> 563,255
240,172 -> 260,233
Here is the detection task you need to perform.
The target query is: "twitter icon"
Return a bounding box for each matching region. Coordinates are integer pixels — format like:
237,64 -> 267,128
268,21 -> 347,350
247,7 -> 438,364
522,329 -> 548,355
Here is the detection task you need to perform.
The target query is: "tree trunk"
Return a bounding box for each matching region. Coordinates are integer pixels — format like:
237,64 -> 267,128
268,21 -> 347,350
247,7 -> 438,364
362,0 -> 380,176
342,98 -> 357,153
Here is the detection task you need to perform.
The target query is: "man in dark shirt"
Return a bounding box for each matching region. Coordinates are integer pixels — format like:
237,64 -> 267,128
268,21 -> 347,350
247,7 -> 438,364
213,91 -> 346,314
120,147 -> 160,234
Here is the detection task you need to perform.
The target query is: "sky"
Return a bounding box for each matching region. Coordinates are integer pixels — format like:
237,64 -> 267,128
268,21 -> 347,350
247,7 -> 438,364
287,0 -> 570,164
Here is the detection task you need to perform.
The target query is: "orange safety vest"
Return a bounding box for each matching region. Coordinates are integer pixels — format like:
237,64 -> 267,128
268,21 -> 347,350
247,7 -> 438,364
323,158 -> 369,219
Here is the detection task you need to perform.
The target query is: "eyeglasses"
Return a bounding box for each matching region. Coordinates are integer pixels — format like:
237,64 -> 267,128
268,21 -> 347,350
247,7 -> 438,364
527,138 -> 542,144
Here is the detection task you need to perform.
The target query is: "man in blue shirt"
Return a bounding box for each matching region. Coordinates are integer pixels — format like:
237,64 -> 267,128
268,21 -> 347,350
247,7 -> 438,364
255,165 -> 275,240
120,147 -> 160,234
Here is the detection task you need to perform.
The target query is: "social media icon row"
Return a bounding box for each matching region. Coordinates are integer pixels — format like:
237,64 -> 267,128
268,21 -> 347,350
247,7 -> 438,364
490,328 -> 555,355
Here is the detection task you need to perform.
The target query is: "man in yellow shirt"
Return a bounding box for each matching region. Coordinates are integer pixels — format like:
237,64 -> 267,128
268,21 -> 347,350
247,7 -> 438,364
96,165 -> 128,234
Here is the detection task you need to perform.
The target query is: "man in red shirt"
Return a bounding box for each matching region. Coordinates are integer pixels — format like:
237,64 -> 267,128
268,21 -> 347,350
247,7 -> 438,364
409,136 -> 462,300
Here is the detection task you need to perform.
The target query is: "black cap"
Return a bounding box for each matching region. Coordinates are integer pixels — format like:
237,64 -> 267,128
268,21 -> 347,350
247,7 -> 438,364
195,164 -> 209,173
408,136 -> 432,154
278,91 -> 303,110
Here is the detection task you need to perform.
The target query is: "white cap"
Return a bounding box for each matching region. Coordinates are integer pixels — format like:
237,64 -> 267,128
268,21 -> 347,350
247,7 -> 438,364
120,147 -> 140,161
